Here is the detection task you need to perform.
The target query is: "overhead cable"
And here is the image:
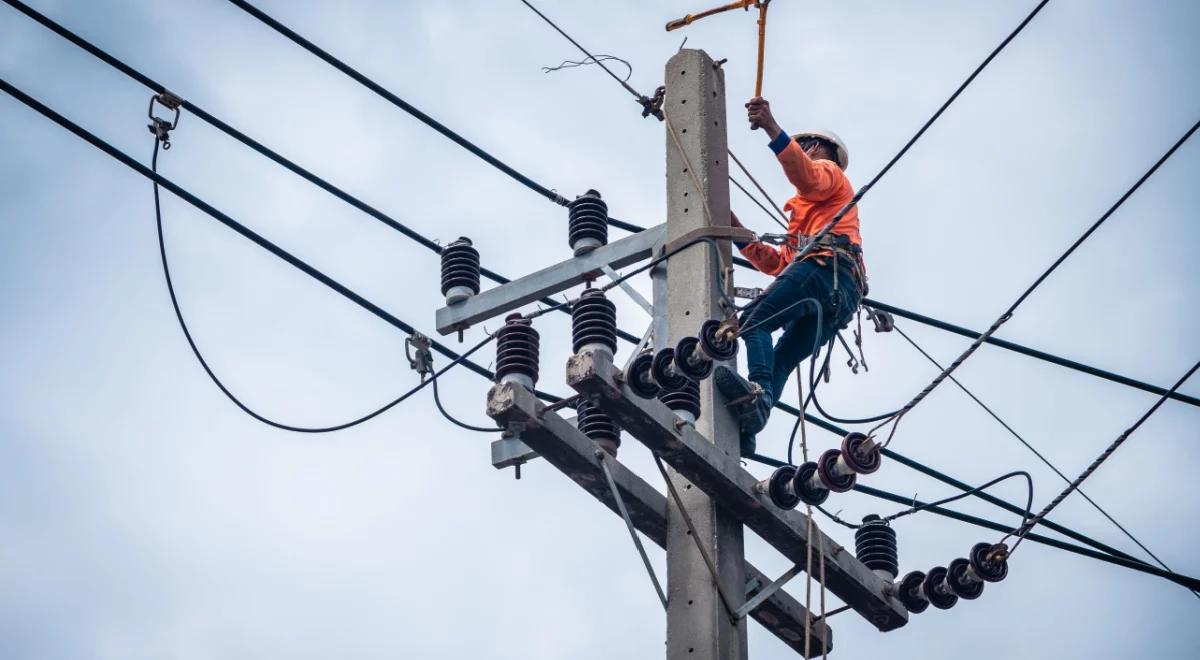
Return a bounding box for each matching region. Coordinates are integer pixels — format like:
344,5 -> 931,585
893,323 -> 1186,585
0,76 -> 565,405
1009,360 -> 1200,552
0,0 -> 641,345
871,116 -> 1200,446
866,298 -> 1200,409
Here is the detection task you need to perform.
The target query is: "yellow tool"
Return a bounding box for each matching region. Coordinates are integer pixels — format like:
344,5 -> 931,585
665,0 -> 771,96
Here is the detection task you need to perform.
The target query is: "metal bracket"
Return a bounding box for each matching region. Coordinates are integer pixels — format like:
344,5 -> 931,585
601,452 -> 668,609
736,562 -> 804,619
600,264 -> 654,316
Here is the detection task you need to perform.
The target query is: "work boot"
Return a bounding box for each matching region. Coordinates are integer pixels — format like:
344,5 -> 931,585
714,366 -> 772,437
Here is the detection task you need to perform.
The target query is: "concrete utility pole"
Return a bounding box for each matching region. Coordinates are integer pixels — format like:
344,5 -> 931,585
459,46 -> 905,660
661,48 -> 747,660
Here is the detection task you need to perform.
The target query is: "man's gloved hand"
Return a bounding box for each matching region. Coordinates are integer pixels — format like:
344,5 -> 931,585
746,96 -> 782,136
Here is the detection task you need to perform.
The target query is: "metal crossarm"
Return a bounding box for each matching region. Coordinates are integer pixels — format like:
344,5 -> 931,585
565,348 -> 909,631
436,224 -> 665,336
485,381 -> 833,657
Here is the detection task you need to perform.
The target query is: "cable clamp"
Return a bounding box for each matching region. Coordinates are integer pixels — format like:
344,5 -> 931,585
405,332 -> 434,382
147,92 -> 182,149
865,307 -> 894,333
639,85 -> 666,121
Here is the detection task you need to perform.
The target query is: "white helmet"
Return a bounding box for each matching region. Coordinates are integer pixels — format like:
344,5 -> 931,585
792,129 -> 849,170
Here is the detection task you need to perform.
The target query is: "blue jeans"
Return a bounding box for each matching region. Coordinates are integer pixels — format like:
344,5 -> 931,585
739,259 -> 861,406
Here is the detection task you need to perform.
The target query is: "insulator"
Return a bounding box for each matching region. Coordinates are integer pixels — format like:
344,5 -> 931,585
840,431 -> 882,474
968,541 -> 1010,583
755,465 -> 800,510
440,236 -> 481,305
571,289 -> 617,355
698,318 -> 738,361
922,566 -> 959,610
794,461 -> 830,505
855,514 -> 899,581
651,347 -> 692,391
896,570 -> 930,614
494,313 -> 539,390
816,448 -> 857,493
625,350 -> 660,399
658,378 -> 700,423
567,189 -> 608,256
674,336 -> 714,381
946,557 -> 985,600
577,397 -> 620,456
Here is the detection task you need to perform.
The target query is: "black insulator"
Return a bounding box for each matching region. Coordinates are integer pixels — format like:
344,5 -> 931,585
923,566 -> 959,610
794,461 -> 830,505
494,314 -> 539,387
674,336 -> 714,381
567,189 -> 608,255
968,542 -> 1009,583
946,557 -> 985,600
841,431 -> 882,474
817,448 -> 857,493
625,351 -> 660,398
855,514 -> 899,580
897,570 -> 930,614
440,237 -> 481,304
652,347 -> 691,391
658,378 -> 701,421
577,398 -> 620,455
698,319 -> 738,361
760,465 -> 800,510
571,289 -> 617,354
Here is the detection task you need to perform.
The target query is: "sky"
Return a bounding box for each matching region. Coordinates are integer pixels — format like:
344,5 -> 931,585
1,0 -> 1198,658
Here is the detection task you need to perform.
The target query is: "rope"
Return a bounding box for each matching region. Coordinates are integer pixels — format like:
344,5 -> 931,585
1009,359 -> 1200,552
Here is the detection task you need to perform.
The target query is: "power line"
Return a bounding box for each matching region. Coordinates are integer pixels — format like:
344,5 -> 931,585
855,483 -> 1200,592
871,116 -> 1200,446
0,0 -> 642,346
21,0 -> 1177,412
761,411 -> 1155,567
0,75 -> 564,405
151,136 -> 497,432
5,0 -> 1167,575
893,323 -> 1186,585
865,299 -> 1200,408
749,452 -> 1200,590
224,0 -> 566,206
1011,359 -> 1200,552
489,0 -> 1200,409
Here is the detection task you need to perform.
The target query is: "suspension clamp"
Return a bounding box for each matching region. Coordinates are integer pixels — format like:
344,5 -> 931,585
639,85 -> 666,121
405,332 -> 434,381
147,91 -> 183,149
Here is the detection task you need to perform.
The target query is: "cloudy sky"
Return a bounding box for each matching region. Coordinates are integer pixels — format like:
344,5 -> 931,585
2,0 -> 1198,658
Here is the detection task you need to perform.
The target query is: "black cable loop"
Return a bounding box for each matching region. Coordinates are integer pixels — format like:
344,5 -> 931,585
151,138 -> 498,432
432,376 -> 502,433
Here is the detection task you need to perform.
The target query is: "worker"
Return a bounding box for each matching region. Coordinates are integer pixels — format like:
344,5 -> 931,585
716,96 -> 867,456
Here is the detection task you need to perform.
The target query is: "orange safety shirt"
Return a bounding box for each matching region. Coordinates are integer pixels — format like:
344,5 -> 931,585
738,135 -> 863,277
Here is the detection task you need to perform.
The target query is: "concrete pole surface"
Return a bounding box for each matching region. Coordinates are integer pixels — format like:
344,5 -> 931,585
662,48 -> 748,660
